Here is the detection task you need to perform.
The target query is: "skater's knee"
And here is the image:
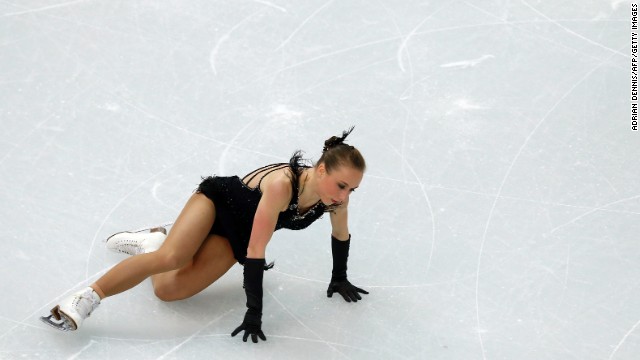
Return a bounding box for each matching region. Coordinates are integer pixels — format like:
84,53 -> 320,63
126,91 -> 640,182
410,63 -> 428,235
154,250 -> 190,271
154,286 -> 177,302
153,281 -> 186,302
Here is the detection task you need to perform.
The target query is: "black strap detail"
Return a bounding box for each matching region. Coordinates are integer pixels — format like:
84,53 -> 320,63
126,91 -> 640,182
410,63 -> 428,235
241,163 -> 288,189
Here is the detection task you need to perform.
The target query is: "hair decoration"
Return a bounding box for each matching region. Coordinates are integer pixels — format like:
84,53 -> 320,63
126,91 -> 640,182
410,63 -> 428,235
323,126 -> 355,153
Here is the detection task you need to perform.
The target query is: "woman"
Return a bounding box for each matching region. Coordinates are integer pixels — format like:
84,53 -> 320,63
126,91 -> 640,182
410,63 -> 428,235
41,127 -> 369,343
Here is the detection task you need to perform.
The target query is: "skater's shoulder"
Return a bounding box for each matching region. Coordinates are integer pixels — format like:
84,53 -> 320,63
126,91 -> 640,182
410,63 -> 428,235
258,172 -> 294,212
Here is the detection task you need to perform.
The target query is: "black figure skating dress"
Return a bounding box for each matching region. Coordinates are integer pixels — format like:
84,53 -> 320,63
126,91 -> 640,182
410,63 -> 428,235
196,152 -> 327,264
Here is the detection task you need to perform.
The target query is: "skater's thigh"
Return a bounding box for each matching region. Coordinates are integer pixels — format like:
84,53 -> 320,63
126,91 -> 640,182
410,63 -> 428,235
157,193 -> 216,264
153,233 -> 236,300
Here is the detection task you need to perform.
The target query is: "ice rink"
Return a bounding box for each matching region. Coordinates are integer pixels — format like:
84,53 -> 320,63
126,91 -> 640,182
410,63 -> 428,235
1,1 -> 638,359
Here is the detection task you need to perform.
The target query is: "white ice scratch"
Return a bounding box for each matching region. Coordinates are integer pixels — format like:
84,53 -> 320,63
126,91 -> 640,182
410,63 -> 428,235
521,0 -> 627,58
0,267 -> 109,341
397,4 -> 449,73
267,289 -> 350,358
157,310 -> 231,360
230,34 -> 402,94
274,0 -> 335,51
68,340 -> 97,360
218,120 -> 259,175
1,0 -> 89,18
440,54 -> 495,69
84,152 -> 201,279
362,174 -> 640,217
547,194 -> 640,236
473,44 -> 626,360
210,10 -> 263,76
115,93 -> 279,160
253,0 -> 287,13
268,334 -> 374,352
387,142 -> 437,278
609,317 -> 640,360
285,56 -> 395,101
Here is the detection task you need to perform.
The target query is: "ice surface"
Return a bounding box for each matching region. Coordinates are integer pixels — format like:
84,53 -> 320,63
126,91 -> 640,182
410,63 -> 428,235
0,1 -> 637,359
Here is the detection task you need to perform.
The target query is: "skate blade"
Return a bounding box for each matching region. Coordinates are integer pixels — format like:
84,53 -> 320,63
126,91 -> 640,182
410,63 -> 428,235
40,306 -> 77,331
104,226 -> 167,243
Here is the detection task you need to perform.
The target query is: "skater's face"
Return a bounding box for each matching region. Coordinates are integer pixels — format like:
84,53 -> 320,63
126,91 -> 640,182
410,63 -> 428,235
316,163 -> 363,206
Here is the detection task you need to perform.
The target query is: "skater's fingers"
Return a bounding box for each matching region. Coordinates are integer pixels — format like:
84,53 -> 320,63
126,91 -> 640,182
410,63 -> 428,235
251,333 -> 258,343
338,289 -> 352,303
243,331 -> 250,342
258,331 -> 267,341
231,325 -> 243,337
356,287 -> 369,295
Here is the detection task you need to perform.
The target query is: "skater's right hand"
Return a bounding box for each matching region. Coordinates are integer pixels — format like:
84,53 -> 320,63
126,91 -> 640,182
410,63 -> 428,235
231,311 -> 266,343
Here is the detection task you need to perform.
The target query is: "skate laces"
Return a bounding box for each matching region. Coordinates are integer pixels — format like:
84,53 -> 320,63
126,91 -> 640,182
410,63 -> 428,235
107,231 -> 166,255
114,238 -> 146,255
71,289 -> 100,317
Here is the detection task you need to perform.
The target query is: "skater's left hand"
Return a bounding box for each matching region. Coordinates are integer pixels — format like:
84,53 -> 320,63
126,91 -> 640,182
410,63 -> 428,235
231,312 -> 266,343
327,279 -> 369,302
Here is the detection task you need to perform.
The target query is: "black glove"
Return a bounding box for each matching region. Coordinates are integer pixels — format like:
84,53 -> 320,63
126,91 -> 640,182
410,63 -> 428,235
327,278 -> 369,302
326,235 -> 369,302
231,258 -> 267,343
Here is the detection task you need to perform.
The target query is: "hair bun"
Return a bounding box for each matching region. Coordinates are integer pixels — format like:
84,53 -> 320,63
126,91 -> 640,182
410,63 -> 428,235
323,126 -> 355,153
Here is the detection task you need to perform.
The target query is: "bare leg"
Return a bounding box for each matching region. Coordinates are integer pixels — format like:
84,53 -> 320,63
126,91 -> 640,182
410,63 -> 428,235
152,233 -> 237,301
92,193 -> 216,298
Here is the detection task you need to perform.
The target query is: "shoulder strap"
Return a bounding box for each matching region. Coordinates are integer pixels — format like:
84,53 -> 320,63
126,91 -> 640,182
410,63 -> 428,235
241,163 -> 287,188
257,164 -> 289,188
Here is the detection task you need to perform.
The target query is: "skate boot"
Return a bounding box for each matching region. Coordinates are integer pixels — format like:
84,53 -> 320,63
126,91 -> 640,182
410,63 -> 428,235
40,287 -> 101,331
106,227 -> 167,255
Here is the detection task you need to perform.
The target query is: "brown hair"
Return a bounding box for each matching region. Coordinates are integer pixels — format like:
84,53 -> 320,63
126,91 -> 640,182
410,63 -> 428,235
317,126 -> 366,173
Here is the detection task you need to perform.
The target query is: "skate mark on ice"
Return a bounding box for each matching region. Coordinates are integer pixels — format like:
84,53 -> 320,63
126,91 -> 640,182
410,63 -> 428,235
115,92 -> 280,160
0,267 -> 109,340
0,0 -> 88,18
210,10 -> 263,76
609,317 -> 640,360
253,0 -> 287,13
266,289 -> 350,357
284,56 -> 395,101
274,0 -> 335,51
268,334 -> 375,351
440,55 -> 495,69
396,3 -> 449,73
473,46 -> 623,360
84,153 -> 200,279
229,34 -> 402,94
547,194 -> 640,236
387,142 -> 436,278
68,339 -> 97,360
364,174 -> 640,218
272,266 -> 479,289
462,2 -> 625,69
157,310 -> 231,360
521,0 -> 627,58
217,118 -> 258,176
0,314 -> 42,330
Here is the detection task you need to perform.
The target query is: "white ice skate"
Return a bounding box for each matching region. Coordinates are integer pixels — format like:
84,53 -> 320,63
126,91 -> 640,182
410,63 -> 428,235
105,227 -> 167,255
40,287 -> 101,331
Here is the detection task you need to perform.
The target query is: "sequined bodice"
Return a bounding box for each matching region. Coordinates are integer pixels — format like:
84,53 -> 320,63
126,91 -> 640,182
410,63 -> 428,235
240,156 -> 326,231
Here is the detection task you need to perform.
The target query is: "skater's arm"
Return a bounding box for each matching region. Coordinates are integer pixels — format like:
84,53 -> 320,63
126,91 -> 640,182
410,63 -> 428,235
329,197 -> 349,241
246,178 -> 291,259
327,197 -> 369,302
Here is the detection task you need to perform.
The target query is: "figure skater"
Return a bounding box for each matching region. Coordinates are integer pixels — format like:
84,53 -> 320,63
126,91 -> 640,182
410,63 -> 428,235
41,127 -> 369,343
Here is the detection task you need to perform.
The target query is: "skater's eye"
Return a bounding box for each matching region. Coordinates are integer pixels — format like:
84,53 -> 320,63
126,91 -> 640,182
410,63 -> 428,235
338,183 -> 356,193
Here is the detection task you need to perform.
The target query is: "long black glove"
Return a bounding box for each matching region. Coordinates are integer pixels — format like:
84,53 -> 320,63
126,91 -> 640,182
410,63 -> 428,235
231,258 -> 267,343
327,235 -> 369,302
